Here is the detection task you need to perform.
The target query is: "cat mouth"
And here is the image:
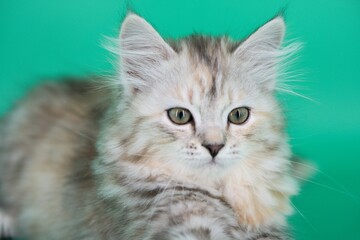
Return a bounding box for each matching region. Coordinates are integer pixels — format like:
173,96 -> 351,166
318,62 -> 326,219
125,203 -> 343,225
208,157 -> 223,166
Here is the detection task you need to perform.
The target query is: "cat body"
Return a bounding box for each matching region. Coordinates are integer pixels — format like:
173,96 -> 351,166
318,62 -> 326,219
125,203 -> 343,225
0,14 -> 298,239
0,81 -> 287,239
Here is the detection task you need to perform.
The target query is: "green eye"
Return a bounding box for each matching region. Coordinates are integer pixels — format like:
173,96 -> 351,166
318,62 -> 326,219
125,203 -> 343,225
167,108 -> 192,125
228,107 -> 250,125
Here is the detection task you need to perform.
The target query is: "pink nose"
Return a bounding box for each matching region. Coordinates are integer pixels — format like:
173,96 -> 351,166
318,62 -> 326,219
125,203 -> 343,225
202,144 -> 224,157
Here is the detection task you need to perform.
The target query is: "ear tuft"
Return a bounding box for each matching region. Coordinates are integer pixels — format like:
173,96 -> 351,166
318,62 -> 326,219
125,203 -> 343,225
233,17 -> 288,91
234,17 -> 285,56
119,14 -> 176,95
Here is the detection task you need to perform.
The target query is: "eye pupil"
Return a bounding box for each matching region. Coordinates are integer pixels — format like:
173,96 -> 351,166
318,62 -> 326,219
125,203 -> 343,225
178,110 -> 184,119
236,110 -> 241,119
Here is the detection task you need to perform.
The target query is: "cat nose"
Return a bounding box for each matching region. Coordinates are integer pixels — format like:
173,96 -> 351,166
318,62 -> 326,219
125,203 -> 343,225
202,144 -> 224,158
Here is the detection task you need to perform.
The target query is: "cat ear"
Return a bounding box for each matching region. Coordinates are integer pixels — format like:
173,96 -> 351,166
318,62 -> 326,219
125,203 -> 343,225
233,17 -> 286,91
119,14 -> 176,94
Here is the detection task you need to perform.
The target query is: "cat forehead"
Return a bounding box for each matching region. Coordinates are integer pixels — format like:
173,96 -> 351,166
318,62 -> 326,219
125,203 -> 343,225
169,36 -> 240,95
171,36 -> 237,71
172,36 -> 236,60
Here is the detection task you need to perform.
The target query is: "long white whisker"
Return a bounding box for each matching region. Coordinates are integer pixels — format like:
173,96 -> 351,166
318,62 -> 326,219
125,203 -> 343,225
245,163 -> 318,233
289,160 -> 357,198
272,184 -> 319,233
293,176 -> 359,201
276,87 -> 319,103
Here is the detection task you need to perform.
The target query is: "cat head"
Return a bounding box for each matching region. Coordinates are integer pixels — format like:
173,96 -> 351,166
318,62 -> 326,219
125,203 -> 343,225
103,14 -> 295,182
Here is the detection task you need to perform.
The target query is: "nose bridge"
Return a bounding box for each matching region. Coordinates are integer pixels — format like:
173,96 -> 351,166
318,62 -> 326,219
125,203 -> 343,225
200,125 -> 225,145
199,98 -> 225,144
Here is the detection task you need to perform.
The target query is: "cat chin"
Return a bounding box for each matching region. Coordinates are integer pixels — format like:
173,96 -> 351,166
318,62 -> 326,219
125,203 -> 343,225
184,164 -> 233,184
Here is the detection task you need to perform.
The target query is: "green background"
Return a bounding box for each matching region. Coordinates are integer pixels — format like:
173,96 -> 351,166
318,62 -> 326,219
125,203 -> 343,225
1,0 -> 359,239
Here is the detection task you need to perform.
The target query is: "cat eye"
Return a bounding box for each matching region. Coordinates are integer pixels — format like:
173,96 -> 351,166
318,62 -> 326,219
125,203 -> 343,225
228,107 -> 250,125
167,108 -> 192,125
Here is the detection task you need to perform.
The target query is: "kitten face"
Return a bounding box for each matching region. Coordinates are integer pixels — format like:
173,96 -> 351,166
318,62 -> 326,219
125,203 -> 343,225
124,52 -> 283,178
110,14 -> 291,182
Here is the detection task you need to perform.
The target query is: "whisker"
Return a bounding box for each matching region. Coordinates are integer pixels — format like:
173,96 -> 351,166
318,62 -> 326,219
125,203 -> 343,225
59,123 -> 96,141
293,176 -> 359,201
246,154 -> 358,202
290,160 -> 356,200
276,87 -> 319,103
275,190 -> 319,233
246,164 -> 319,233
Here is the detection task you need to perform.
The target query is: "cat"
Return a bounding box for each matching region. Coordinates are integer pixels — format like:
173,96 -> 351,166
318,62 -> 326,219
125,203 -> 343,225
0,81 -> 290,240
0,13 -> 300,239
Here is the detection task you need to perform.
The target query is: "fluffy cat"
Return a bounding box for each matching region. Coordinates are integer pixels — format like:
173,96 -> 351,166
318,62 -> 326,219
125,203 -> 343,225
0,14 -> 299,239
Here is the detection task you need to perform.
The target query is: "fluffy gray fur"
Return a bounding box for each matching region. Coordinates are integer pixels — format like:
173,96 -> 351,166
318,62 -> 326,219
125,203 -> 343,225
0,14 -> 298,239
